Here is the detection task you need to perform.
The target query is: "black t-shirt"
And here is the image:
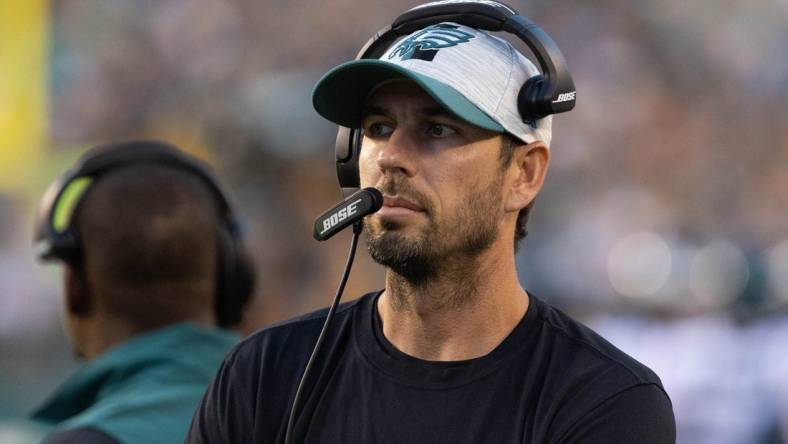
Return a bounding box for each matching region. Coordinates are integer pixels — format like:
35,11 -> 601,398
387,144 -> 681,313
187,292 -> 675,443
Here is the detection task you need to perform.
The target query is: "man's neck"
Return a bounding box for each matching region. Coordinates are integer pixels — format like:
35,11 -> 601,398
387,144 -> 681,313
377,241 -> 529,362
78,311 -> 215,360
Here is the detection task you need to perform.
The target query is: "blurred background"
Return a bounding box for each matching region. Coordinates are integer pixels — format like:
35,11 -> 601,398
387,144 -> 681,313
0,0 -> 786,442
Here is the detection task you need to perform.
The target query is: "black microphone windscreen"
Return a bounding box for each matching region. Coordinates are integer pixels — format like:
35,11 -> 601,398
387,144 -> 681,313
313,188 -> 383,241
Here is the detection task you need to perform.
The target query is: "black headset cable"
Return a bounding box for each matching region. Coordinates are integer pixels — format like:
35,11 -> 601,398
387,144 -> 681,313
284,221 -> 362,444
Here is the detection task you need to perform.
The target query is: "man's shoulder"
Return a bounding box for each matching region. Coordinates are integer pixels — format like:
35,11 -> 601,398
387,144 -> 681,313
531,296 -> 667,390
226,293 -> 373,369
528,297 -> 675,441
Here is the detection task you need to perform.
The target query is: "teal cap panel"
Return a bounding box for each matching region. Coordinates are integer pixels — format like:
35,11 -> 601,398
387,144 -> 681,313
312,59 -> 504,133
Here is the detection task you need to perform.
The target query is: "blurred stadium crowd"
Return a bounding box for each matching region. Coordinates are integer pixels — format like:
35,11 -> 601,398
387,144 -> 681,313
0,0 -> 786,442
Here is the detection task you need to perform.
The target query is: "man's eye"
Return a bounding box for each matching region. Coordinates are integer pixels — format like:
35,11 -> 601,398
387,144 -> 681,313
366,122 -> 394,138
426,123 -> 456,138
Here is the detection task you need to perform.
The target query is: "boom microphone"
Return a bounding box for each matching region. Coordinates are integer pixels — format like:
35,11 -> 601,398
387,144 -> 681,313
313,187 -> 383,241
285,187 -> 383,444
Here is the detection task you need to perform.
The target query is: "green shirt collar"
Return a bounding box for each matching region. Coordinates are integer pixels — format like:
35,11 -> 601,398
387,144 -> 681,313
32,322 -> 238,425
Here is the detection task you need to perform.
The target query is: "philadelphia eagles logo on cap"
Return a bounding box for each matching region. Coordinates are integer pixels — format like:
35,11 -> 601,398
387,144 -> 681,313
388,24 -> 475,62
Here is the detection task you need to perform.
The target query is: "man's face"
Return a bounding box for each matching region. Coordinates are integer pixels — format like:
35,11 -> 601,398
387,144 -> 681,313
359,81 -> 508,282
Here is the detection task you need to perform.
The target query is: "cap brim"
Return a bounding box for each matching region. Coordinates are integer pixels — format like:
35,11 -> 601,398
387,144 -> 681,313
312,59 -> 504,133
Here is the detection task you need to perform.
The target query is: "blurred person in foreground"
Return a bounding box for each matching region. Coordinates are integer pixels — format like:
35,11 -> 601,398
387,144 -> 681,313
188,2 -> 675,443
31,140 -> 255,444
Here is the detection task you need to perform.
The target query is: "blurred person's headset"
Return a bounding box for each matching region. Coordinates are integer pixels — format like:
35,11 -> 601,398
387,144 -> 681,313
34,140 -> 255,328
333,0 -> 576,197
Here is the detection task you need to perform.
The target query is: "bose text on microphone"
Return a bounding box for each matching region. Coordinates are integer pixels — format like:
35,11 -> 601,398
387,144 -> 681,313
313,187 -> 383,241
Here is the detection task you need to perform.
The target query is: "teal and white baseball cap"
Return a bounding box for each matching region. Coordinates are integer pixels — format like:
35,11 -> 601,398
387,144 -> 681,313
312,22 -> 552,146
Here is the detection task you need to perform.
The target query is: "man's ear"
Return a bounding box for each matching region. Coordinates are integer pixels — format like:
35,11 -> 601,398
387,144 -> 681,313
64,263 -> 92,317
504,140 -> 550,213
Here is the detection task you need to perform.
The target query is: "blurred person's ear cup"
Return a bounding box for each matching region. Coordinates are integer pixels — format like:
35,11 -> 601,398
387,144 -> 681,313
34,173 -> 89,261
34,140 -> 255,328
215,225 -> 256,327
334,0 -> 576,197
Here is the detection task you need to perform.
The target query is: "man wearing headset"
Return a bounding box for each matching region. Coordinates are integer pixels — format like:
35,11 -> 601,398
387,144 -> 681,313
189,4 -> 675,443
31,141 -> 253,444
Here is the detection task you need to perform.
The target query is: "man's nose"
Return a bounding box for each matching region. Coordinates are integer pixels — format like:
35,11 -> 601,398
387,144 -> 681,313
376,127 -> 418,179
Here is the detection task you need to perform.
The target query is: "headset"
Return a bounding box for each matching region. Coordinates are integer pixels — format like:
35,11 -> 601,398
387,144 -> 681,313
33,140 -> 255,328
334,0 -> 576,197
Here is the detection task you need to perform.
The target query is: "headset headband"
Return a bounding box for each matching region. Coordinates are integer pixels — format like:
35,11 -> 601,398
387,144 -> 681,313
34,140 -> 241,261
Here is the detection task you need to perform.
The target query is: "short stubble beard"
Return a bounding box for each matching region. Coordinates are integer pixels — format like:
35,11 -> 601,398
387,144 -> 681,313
364,173 -> 505,306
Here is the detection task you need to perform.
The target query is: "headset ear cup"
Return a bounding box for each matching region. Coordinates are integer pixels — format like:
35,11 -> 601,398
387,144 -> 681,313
518,74 -> 545,124
214,228 -> 255,328
233,248 -> 256,322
